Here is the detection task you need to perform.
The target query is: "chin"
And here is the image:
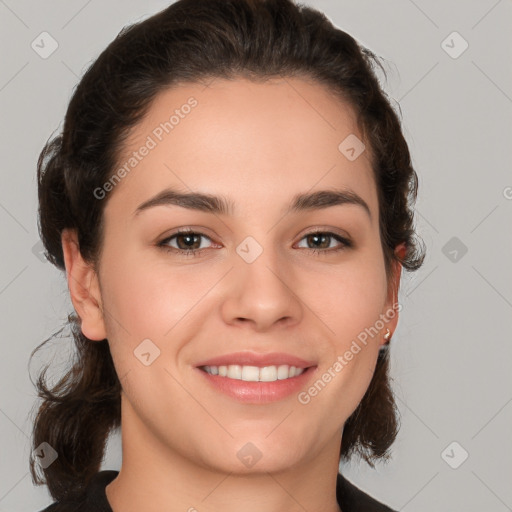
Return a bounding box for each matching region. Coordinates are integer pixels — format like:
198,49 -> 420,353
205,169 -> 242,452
198,439 -> 305,476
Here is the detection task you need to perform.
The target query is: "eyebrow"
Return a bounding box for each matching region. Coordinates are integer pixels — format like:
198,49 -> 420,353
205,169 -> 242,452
133,187 -> 371,220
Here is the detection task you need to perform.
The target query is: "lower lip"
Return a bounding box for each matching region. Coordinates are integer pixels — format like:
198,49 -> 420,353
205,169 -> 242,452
196,366 -> 317,404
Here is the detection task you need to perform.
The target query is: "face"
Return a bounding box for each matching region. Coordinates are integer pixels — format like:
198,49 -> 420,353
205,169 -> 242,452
65,76 -> 400,475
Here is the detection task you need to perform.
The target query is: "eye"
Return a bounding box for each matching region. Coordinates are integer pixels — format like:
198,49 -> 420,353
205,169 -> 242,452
158,229 -> 216,257
157,228 -> 352,258
296,230 -> 352,255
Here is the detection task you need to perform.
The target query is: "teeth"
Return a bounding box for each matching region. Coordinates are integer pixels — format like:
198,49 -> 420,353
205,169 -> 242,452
241,365 -> 259,382
203,364 -> 305,382
227,365 -> 242,379
260,365 -> 277,382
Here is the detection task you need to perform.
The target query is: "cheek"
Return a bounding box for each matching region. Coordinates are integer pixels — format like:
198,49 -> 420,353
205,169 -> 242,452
298,266 -> 385,426
312,255 -> 388,345
302,252 -> 387,406
102,251 -> 212,336
98,258 -> 204,394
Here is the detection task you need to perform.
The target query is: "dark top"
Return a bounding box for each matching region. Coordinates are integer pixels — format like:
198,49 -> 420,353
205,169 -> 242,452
39,470 -> 396,511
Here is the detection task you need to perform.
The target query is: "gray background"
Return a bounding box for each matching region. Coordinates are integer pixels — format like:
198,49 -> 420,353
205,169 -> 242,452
1,0 -> 511,510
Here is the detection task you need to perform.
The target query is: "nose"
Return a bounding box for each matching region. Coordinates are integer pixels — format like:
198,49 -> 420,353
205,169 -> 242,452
220,246 -> 304,332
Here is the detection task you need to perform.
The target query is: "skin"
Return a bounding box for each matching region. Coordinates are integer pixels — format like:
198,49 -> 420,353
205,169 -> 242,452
62,76 -> 402,512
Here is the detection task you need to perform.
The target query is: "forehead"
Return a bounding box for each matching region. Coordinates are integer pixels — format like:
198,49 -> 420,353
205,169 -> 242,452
106,76 -> 377,218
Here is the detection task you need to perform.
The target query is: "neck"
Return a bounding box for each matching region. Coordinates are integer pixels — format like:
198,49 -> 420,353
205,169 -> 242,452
105,397 -> 343,512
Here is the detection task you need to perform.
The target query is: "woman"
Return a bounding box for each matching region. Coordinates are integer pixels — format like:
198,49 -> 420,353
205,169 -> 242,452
30,0 -> 425,510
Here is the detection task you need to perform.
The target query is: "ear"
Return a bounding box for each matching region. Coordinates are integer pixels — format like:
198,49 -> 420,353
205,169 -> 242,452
61,228 -> 107,341
380,242 -> 405,347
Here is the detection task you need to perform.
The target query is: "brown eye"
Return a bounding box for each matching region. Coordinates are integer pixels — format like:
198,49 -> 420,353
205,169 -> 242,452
174,233 -> 202,250
158,230 -> 215,256
296,231 -> 352,254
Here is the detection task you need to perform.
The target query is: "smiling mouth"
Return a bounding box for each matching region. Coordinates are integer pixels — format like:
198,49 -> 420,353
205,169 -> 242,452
199,364 -> 310,382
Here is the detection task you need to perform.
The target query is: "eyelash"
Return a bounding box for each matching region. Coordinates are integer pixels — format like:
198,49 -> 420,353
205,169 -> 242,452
157,228 -> 352,258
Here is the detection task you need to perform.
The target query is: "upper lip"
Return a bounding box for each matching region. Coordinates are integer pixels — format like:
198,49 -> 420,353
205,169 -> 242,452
195,351 -> 316,369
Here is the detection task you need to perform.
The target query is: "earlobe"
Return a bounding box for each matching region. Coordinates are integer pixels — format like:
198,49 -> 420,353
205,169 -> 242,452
61,228 -> 107,341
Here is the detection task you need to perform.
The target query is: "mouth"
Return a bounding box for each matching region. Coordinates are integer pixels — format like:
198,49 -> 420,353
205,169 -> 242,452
199,364 -> 308,382
194,351 -> 317,403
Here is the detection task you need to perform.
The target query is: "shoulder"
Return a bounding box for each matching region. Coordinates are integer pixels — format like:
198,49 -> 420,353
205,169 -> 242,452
37,470 -> 119,512
336,472 -> 397,512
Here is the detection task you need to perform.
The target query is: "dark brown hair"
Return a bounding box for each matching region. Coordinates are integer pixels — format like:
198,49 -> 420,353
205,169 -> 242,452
30,0 -> 425,503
